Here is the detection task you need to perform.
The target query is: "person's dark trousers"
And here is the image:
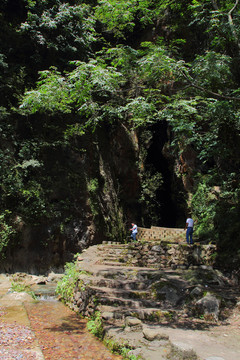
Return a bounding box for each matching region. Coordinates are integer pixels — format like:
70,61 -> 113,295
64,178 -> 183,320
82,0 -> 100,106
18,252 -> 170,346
186,227 -> 193,244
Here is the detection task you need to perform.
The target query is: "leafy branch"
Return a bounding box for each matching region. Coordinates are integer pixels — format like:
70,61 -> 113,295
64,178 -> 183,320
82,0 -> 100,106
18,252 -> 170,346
180,69 -> 240,101
228,0 -> 240,51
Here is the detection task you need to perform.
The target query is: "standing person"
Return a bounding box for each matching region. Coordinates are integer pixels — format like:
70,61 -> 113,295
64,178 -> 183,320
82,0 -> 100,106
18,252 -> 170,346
184,216 -> 194,245
130,223 -> 138,242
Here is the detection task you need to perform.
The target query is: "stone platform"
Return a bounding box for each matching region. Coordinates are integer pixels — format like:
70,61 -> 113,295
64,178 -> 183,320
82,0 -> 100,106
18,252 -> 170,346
137,226 -> 185,242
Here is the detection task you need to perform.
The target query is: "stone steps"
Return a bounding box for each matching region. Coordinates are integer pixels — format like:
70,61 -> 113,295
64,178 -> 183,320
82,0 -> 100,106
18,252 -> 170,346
99,305 -> 177,322
88,285 -> 152,301
100,256 -> 127,261
94,266 -> 163,279
96,294 -> 161,309
75,245 -> 187,323
98,246 -> 126,250
72,241 -> 240,360
97,250 -> 128,256
88,277 -> 148,290
101,261 -> 139,267
74,240 -> 228,328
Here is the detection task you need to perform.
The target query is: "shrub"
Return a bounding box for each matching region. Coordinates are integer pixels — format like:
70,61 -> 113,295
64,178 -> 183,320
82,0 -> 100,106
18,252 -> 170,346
55,258 -> 79,303
87,311 -> 104,339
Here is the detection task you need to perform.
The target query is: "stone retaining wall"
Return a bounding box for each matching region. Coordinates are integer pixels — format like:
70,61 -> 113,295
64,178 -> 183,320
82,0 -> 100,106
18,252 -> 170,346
123,241 -> 217,269
137,226 -> 185,242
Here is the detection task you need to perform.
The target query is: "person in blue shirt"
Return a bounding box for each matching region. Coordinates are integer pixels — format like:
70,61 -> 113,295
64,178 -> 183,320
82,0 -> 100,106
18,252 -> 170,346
130,223 -> 138,241
184,217 -> 194,245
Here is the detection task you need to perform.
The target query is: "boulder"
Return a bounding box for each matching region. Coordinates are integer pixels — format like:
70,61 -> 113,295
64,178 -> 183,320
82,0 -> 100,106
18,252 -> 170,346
125,316 -> 143,332
155,284 -> 182,306
143,326 -> 169,341
125,316 -> 142,327
151,245 -> 162,253
196,293 -> 220,320
101,312 -> 114,320
190,286 -> 203,297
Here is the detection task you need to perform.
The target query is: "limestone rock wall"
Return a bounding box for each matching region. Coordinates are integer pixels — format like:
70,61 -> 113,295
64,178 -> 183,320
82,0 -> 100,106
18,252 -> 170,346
1,122 -> 141,274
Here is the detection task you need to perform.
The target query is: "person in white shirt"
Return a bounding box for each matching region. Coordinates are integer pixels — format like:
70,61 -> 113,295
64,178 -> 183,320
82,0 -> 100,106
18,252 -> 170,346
184,217 -> 194,244
130,223 -> 138,241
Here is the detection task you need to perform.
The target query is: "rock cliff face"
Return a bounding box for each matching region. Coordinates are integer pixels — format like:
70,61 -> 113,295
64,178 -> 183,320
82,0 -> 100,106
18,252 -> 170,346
1,122 -> 142,273
1,120 -> 188,274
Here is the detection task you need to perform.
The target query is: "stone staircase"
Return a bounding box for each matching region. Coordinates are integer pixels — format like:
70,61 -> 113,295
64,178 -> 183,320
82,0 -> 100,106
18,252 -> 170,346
85,268 -> 175,323
73,241 -> 232,324
71,241 -> 240,360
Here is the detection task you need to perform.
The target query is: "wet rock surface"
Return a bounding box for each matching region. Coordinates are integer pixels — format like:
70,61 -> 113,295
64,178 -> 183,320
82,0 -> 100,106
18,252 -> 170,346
25,300 -> 121,360
0,274 -> 121,360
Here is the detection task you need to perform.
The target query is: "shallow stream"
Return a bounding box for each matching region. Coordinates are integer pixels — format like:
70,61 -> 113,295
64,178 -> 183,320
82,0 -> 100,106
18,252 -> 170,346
0,278 -> 121,360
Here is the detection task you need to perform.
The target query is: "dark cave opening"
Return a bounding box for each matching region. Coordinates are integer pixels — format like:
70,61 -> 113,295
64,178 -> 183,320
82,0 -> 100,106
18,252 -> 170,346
145,122 -> 186,228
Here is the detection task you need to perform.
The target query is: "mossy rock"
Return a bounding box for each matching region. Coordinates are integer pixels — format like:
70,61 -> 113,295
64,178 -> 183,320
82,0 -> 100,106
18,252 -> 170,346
151,280 -> 181,305
183,268 -> 223,286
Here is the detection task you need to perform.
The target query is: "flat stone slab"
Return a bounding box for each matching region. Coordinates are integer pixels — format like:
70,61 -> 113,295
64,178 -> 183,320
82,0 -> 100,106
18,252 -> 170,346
105,326 -> 171,360
172,341 -> 195,352
125,316 -> 142,327
143,325 -> 169,341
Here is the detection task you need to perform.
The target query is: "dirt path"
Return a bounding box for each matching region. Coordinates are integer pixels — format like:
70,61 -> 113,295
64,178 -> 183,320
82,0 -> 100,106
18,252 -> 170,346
0,274 -> 121,360
161,316 -> 240,360
106,312 -> 240,360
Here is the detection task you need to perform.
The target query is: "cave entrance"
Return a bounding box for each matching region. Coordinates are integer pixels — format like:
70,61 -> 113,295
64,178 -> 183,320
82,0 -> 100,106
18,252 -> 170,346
145,122 -> 186,228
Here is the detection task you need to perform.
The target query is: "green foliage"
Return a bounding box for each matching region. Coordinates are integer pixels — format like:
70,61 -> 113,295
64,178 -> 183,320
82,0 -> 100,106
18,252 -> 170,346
68,60 -> 123,114
103,45 -> 139,74
138,44 -> 181,88
104,337 -> 140,360
161,98 -> 199,150
20,2 -> 96,61
11,280 -> 37,300
94,0 -> 136,37
123,97 -> 157,128
191,178 -> 217,240
55,258 -> 79,303
188,0 -> 240,53
87,312 -> 141,358
87,311 -> 104,338
192,52 -> 234,91
20,60 -> 124,133
0,141 -> 49,222
87,178 -> 99,193
0,211 -> 16,257
94,0 -> 154,38
87,178 -> 100,218
20,68 -> 71,114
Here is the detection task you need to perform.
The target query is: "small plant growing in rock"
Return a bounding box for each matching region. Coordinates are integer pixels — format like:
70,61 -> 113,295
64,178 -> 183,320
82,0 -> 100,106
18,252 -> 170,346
87,314 -> 141,359
56,258 -> 79,304
104,338 -> 141,360
87,311 -> 103,338
11,280 -> 37,300
120,347 -> 141,360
